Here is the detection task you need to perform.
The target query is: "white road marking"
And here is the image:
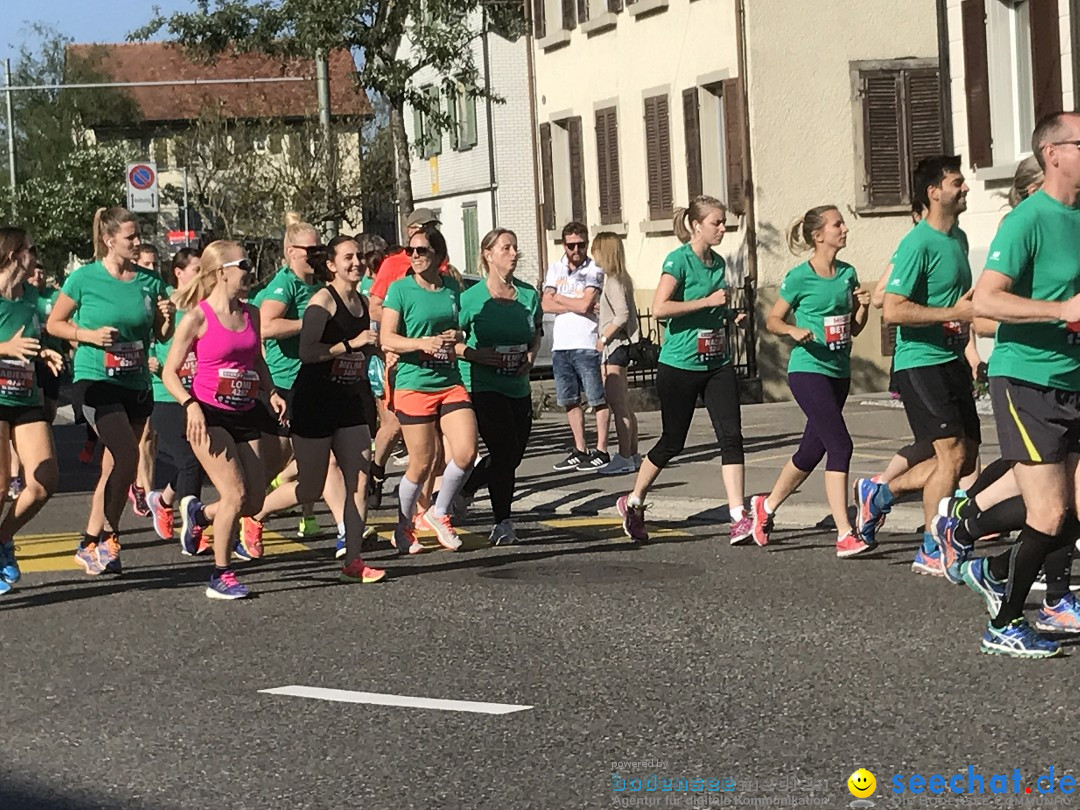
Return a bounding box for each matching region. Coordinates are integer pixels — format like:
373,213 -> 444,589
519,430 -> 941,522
259,685 -> 532,715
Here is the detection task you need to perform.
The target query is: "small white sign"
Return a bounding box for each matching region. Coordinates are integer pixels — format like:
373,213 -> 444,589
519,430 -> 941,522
125,162 -> 159,213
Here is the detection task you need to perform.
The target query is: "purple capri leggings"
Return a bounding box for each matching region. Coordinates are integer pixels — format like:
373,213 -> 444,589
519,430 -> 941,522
788,372 -> 853,473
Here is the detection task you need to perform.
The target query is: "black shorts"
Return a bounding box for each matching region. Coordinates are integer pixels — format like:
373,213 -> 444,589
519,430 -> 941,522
0,403 -> 47,427
77,380 -> 154,427
199,400 -> 280,444
36,361 -> 60,402
290,385 -> 368,439
893,359 -> 981,444
266,387 -> 295,438
990,377 -> 1080,464
603,345 -> 631,368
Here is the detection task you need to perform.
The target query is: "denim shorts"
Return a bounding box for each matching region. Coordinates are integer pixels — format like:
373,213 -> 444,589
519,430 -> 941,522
552,349 -> 606,407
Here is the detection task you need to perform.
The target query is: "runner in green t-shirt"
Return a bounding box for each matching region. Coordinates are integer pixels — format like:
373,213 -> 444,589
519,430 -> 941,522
963,112 -> 1080,658
457,229 -> 542,546
751,205 -> 872,556
379,224 -> 476,555
0,226 -> 64,595
616,195 -> 751,545
47,207 -> 175,578
853,156 -> 978,568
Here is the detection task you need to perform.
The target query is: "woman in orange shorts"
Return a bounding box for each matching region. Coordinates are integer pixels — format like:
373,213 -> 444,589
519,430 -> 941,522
379,225 -> 476,554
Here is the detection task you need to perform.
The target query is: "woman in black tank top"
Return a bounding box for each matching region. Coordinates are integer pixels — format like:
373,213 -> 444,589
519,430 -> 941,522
261,236 -> 386,584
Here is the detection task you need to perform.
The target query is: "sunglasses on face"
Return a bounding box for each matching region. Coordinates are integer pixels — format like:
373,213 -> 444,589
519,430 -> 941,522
564,241 -> 587,252
404,246 -> 432,257
223,258 -> 255,279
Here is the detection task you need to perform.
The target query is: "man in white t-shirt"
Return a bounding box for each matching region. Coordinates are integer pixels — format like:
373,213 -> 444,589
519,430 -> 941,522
542,221 -> 610,471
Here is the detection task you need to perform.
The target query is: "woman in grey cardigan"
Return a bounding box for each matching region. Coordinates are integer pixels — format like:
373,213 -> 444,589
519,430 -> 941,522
592,232 -> 640,475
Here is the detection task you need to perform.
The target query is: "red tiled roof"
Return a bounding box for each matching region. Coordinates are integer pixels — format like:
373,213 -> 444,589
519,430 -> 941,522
65,42 -> 371,123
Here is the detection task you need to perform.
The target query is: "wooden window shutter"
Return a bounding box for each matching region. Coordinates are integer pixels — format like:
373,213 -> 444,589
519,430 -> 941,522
595,107 -> 621,224
595,110 -> 611,224
562,0 -> 576,29
533,0 -> 546,39
905,69 -> 944,174
721,78 -> 746,215
960,0 -> 992,168
1029,0 -> 1063,122
577,0 -> 589,24
682,88 -> 703,200
657,96 -> 672,218
863,71 -> 904,207
608,0 -> 623,10
644,95 -> 672,220
539,123 -> 555,231
567,116 -> 587,225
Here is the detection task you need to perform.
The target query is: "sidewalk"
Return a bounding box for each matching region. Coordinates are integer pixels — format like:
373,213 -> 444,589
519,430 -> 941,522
502,394 -> 1000,533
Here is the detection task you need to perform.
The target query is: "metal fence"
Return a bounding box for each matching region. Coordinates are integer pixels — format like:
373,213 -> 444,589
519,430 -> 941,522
628,280 -> 759,388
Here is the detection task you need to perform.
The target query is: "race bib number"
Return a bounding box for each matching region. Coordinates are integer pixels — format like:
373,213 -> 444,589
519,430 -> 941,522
943,320 -> 969,347
104,341 -> 145,377
214,368 -> 260,408
0,359 -> 34,398
823,314 -> 851,351
495,344 -> 528,376
421,346 -> 454,369
697,329 -> 728,362
330,355 -> 366,384
178,351 -> 197,391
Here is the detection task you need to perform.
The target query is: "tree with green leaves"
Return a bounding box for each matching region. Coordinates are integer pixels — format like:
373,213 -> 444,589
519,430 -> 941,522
133,0 -> 528,232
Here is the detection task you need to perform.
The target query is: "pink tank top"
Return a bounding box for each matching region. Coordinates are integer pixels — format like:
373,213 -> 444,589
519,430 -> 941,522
191,300 -> 261,411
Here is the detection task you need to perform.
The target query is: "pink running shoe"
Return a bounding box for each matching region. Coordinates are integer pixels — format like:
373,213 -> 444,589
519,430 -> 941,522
339,557 -> 387,584
616,495 -> 648,542
239,516 -> 264,559
749,495 -> 771,547
836,532 -> 871,558
729,514 -> 753,545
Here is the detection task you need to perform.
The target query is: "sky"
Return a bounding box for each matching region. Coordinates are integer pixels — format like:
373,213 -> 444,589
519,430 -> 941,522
0,0 -> 197,66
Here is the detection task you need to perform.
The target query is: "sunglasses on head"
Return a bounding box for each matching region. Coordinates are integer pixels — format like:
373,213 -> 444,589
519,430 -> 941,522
564,241 -> 587,252
404,246 -> 432,257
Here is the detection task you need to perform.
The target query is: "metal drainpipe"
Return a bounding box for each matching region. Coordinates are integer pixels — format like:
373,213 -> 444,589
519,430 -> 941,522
482,8 -> 498,229
523,0 -> 546,282
733,0 -> 756,286
936,0 -> 954,152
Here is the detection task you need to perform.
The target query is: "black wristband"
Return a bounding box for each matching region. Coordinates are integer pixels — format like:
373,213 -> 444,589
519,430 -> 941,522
181,397 -> 197,409
341,340 -> 352,354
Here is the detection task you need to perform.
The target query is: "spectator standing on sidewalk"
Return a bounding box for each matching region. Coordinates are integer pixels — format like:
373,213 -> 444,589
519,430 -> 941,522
543,221 -> 610,472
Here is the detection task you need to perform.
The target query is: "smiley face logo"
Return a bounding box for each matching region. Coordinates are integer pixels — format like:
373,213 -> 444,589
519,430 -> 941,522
848,769 -> 876,798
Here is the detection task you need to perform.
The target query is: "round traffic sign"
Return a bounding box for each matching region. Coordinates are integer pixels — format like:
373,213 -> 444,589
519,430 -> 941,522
128,164 -> 155,190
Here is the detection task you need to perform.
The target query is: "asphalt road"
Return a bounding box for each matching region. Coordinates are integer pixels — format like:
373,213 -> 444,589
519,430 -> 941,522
2,422 -> 1079,810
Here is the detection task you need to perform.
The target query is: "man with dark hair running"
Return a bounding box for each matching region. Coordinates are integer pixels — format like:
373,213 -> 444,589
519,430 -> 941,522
851,156 -> 978,572
960,112 -> 1080,657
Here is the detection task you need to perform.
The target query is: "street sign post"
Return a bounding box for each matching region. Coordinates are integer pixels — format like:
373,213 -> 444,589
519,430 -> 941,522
126,162 -> 159,213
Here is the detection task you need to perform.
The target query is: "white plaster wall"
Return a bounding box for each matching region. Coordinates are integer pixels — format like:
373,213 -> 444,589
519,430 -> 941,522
531,0 -> 740,295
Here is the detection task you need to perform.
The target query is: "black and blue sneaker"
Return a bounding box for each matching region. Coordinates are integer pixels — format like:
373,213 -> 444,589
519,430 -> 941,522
961,557 -> 1006,616
0,539 -> 20,585
932,516 -> 972,584
981,618 -> 1061,658
853,478 -> 889,545
335,532 -> 347,559
179,496 -> 205,557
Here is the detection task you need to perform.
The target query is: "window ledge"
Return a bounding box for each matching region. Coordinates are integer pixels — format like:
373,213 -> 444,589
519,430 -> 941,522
593,221 -> 628,236
853,204 -> 915,217
974,161 -> 1021,182
537,30 -> 572,51
628,0 -> 669,18
640,218 -> 674,234
580,12 -> 618,35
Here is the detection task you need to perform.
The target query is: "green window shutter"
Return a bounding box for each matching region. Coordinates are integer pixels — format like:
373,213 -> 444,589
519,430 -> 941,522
463,205 -> 480,276
464,93 -> 478,148
413,105 -> 425,158
425,86 -> 442,157
447,85 -> 460,151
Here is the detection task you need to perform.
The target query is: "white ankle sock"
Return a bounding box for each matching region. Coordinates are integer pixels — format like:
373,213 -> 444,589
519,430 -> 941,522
730,505 -> 745,523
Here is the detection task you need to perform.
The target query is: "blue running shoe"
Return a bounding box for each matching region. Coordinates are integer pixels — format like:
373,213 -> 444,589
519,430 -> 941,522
1036,593 -> 1080,634
981,618 -> 1061,658
206,570 -> 250,600
0,579 -> 10,596
74,542 -> 107,576
961,557 -> 1006,617
853,478 -> 888,545
0,539 -> 20,584
932,516 -> 971,584
335,532 -> 346,559
911,546 -> 944,577
232,540 -> 253,562
179,496 -> 204,557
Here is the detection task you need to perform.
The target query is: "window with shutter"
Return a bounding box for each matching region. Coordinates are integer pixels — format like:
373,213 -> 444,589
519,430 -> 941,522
608,0 -> 623,10
539,123 -> 555,231
462,204 -> 480,276
1029,0 -> 1062,121
595,107 -> 622,225
577,0 -> 589,24
562,0 -> 576,29
961,0 -> 992,168
856,63 -> 944,209
446,84 -> 460,151
683,88 -> 703,201
533,0 -> 546,39
721,78 -> 746,215
644,94 -> 673,220
567,116 -> 587,225
463,92 -> 478,149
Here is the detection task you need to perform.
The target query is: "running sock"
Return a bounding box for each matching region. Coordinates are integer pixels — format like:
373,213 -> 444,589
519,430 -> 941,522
337,522 -> 345,537
370,462 -> 386,483
872,483 -> 894,512
763,499 -> 775,515
627,494 -> 642,508
195,506 -> 211,528
80,532 -> 98,549
965,458 -> 1014,499
957,497 -> 979,522
992,524 -> 1069,629
957,495 -> 1025,545
988,547 -> 1012,583
921,531 -> 936,555
729,504 -> 745,523
212,566 -> 230,578
433,461 -> 473,518
1046,516 -> 1079,605
397,476 -> 422,526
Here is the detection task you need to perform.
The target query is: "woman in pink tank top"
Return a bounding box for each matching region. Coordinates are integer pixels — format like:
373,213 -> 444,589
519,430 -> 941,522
162,240 -> 286,601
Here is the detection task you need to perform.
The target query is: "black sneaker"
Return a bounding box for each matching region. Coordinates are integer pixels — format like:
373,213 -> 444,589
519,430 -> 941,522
553,450 -> 588,471
577,450 -> 611,471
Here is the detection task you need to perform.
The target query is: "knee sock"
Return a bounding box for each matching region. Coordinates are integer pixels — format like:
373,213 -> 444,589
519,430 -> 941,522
993,524 -> 1066,628
965,458 -> 1013,499
397,476 -> 422,525
1044,544 -> 1075,606
433,461 -> 473,518
956,495 -> 1025,545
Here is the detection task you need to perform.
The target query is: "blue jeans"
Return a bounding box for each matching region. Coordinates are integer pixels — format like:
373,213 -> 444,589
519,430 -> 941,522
552,349 -> 606,407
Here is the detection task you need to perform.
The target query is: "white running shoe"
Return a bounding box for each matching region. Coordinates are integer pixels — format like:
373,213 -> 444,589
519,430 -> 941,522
597,454 -> 636,476
489,520 -> 518,546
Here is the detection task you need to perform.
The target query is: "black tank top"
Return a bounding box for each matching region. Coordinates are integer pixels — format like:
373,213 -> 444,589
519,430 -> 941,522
296,285 -> 370,389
